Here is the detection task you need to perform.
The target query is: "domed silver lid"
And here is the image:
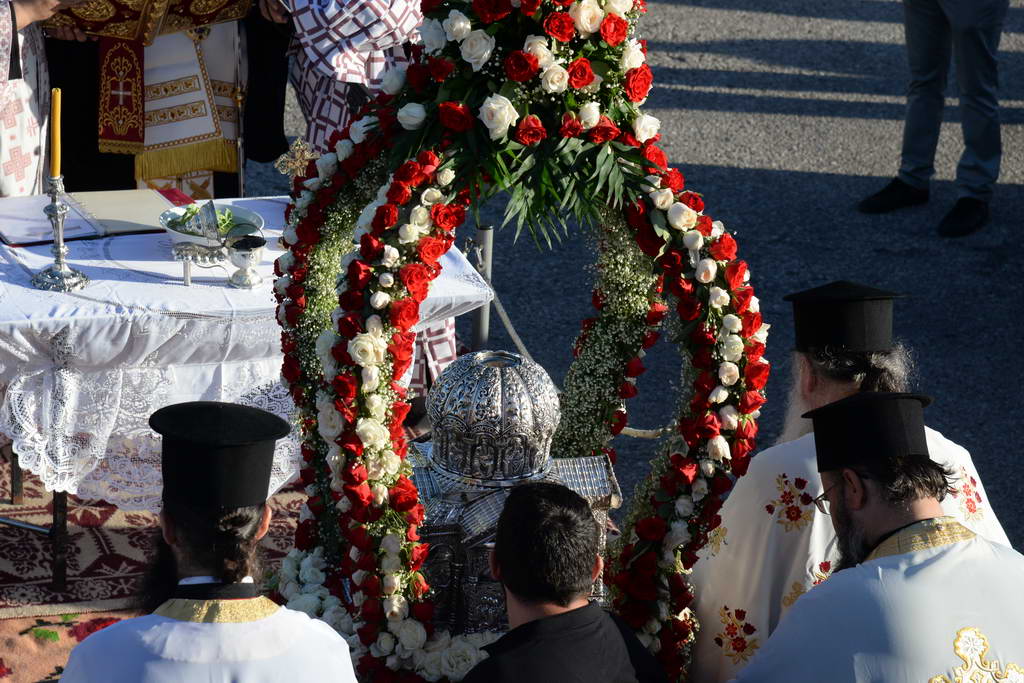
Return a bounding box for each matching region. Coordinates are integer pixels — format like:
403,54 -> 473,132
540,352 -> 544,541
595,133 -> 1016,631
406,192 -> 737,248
426,351 -> 560,483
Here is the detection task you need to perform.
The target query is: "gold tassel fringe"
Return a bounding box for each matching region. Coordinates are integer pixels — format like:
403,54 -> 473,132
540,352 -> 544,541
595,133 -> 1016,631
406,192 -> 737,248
135,139 -> 238,181
99,139 -> 146,155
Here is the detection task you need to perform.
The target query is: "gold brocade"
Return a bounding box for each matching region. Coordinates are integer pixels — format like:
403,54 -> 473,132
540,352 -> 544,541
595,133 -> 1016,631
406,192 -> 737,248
866,517 -> 976,562
929,627 -> 1024,683
134,138 -> 237,179
145,75 -> 202,101
154,596 -> 280,623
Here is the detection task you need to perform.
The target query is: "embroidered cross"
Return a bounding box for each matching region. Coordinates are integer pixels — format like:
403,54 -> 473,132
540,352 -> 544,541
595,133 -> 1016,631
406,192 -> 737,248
274,138 -> 316,179
112,80 -> 132,106
3,146 -> 32,181
1,99 -> 23,128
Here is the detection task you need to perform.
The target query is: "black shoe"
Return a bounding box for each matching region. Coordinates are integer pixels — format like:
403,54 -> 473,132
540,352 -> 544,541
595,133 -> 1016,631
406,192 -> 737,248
937,198 -> 989,238
857,178 -> 929,214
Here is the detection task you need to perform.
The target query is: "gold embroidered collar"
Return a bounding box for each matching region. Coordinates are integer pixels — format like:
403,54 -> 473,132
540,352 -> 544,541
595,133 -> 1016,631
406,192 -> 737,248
154,596 -> 280,624
866,516 -> 975,562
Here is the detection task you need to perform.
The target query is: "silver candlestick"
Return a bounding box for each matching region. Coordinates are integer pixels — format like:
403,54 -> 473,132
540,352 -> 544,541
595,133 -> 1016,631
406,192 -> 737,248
31,176 -> 89,292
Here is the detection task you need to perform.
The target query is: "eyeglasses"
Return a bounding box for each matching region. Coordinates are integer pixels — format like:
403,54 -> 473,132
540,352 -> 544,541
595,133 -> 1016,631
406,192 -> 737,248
813,483 -> 839,515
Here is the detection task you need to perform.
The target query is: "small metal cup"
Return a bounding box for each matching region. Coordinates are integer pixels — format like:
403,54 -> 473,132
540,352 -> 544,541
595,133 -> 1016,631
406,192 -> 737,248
225,234 -> 266,289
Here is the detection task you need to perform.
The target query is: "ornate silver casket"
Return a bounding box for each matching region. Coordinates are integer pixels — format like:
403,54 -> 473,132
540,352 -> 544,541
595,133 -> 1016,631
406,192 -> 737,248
410,350 -> 621,634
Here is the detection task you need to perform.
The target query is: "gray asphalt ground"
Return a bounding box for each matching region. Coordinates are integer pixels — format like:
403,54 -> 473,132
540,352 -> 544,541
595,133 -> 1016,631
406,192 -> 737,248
248,0 -> 1024,549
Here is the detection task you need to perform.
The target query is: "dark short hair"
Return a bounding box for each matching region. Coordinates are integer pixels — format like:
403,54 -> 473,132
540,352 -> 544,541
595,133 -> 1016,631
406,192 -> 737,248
494,482 -> 598,607
855,455 -> 956,507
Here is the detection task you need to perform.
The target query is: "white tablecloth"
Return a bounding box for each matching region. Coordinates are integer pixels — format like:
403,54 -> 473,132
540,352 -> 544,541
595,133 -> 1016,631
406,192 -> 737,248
0,197 -> 492,511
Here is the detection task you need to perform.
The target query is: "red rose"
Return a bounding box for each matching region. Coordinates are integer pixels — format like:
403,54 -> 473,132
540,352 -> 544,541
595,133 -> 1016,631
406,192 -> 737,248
336,311 -> 363,339
735,417 -> 758,440
724,260 -> 747,292
359,233 -> 384,262
400,263 -> 432,302
642,143 -> 667,173
680,191 -> 705,213
739,390 -> 766,414
418,236 -> 447,266
357,622 -> 380,647
633,220 -> 665,258
618,131 -> 642,148
409,542 -> 430,571
619,381 -> 638,399
695,214 -> 713,236
587,115 -> 620,144
394,161 -> 422,185
406,503 -> 425,525
624,64 -> 653,102
514,115 -> 548,146
430,203 -> 466,232
635,515 -> 668,541
71,617 -> 121,643
411,599 -> 434,623
625,576 -> 659,602
709,233 -> 737,261
472,0 -> 511,23
389,298 -> 420,332
646,301 -> 668,325
386,182 -> 412,206
389,475 -> 420,512
559,112 -> 583,138
439,101 -> 474,132
544,12 -> 575,42
745,360 -> 769,390
504,50 -> 540,82
421,0 -> 441,12
566,57 -> 595,89
624,357 -> 645,377
389,331 -> 416,379
428,56 -> 456,82
599,12 -> 628,46
294,518 -> 316,550
663,168 -> 685,191
520,0 -> 540,14
333,373 -> 359,402
339,289 -> 365,312
610,410 -> 627,435
732,285 -> 753,314
676,296 -> 702,321
371,204 -> 398,233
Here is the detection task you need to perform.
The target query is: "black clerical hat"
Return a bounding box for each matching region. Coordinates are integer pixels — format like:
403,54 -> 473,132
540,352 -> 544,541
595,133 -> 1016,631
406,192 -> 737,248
803,392 -> 931,473
150,402 -> 290,509
783,280 -> 903,353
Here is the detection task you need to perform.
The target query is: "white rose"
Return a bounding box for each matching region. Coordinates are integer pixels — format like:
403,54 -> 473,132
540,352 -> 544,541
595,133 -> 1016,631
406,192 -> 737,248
381,450 -> 401,477
692,477 -> 709,501
384,594 -> 409,621
540,64 -> 569,94
287,593 -> 321,617
381,532 -> 403,555
668,202 -> 698,230
397,103 -> 427,130
420,188 -> 444,206
299,563 -> 326,586
604,0 -> 633,16
420,19 -> 448,54
579,101 -> 601,129
695,257 -> 718,283
708,384 -> 730,404
523,35 -> 552,65
410,205 -> 431,226
719,404 -> 740,431
365,393 -> 387,420
701,458 -> 716,477
569,0 -> 603,37
396,619 -> 428,651
295,190 -> 314,210
380,552 -> 402,573
460,29 -> 495,71
366,314 -> 383,336
370,291 -> 391,310
316,152 -> 338,180
674,495 -> 694,518
641,174 -> 662,193
398,223 -> 423,244
356,417 -> 390,450
683,229 -> 704,251
711,220 -> 725,238
379,272 -> 395,288
440,639 -> 487,680
349,116 -> 377,144
707,435 -> 731,461
720,334 -> 745,362
303,176 -> 322,191
417,651 -> 444,682
348,332 -> 387,368
722,313 -> 742,333
632,113 -> 660,143
280,553 -> 301,581
282,223 -> 299,245
317,405 -> 345,440
749,295 -> 760,314
620,39 -> 645,70
443,9 -> 472,41
372,632 -> 396,658
322,605 -> 352,633
372,482 -> 389,506
425,632 -> 453,653
362,366 -> 381,393
478,93 -> 519,140
665,520 -> 691,549
382,66 -> 408,95
438,168 -> 456,186
718,361 -> 740,386
381,245 -> 400,268
315,328 -> 340,365
581,72 -> 603,94
648,188 -> 674,210
335,139 -> 354,160
278,250 -> 295,273
274,273 -> 291,297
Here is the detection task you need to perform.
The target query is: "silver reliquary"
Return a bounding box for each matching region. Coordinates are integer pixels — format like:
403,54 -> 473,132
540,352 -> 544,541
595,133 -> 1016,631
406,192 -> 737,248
410,350 -> 621,634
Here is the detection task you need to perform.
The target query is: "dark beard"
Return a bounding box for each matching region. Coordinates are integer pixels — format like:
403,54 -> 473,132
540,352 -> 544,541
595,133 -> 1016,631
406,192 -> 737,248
137,533 -> 179,613
832,497 -> 871,572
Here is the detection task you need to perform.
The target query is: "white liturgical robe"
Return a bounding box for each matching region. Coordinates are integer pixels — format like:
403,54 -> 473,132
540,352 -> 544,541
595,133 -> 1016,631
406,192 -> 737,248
61,592 -> 358,682
732,517 -> 1024,682
690,427 -> 1009,682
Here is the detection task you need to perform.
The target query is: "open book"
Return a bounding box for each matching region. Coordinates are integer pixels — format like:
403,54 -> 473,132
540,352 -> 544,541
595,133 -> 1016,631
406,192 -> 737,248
0,190 -> 175,246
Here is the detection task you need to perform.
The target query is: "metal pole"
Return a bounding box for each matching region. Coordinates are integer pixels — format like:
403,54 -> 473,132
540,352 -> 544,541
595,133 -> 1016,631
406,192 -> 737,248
472,225 -> 493,351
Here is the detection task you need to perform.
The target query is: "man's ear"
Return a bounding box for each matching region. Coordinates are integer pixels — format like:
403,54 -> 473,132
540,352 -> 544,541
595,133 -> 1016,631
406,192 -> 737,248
841,468 -> 869,511
489,548 -> 501,582
254,504 -> 272,542
591,555 -> 604,583
798,352 -> 817,400
160,510 -> 177,547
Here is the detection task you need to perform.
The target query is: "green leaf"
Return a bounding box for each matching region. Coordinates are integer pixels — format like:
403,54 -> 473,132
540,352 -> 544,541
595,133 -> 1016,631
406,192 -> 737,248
32,628 -> 59,643
60,614 -> 78,622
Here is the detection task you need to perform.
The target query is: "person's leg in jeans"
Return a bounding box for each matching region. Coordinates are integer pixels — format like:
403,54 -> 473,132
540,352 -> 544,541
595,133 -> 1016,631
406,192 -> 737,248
943,0 -> 1008,203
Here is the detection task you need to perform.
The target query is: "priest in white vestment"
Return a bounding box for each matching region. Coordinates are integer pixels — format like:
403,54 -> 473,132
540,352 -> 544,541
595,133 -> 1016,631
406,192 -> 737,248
732,392 -> 1024,683
690,281 -> 1009,682
61,402 -> 358,683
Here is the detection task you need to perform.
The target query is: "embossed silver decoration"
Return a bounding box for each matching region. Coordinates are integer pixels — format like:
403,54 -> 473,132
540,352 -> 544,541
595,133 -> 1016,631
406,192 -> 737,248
413,350 -> 621,635
225,235 -> 266,289
31,176 -> 90,292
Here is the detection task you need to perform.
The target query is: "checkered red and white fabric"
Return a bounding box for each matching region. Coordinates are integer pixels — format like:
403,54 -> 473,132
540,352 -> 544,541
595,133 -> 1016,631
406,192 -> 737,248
408,318 -> 458,397
288,0 -> 421,152
0,24 -> 47,198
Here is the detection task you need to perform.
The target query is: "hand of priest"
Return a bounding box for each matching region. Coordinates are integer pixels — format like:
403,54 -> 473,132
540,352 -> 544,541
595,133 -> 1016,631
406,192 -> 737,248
12,0 -> 62,28
44,23 -> 92,41
259,0 -> 289,24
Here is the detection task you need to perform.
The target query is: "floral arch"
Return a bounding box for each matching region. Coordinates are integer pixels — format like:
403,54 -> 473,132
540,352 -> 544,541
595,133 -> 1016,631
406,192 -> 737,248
270,0 -> 770,679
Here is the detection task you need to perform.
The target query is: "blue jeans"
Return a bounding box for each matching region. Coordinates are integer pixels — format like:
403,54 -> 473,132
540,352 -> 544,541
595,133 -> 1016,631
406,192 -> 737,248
898,0 -> 1009,201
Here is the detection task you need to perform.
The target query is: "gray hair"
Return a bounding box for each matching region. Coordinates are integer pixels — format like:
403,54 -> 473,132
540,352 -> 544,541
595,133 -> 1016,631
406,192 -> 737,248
803,342 -> 915,393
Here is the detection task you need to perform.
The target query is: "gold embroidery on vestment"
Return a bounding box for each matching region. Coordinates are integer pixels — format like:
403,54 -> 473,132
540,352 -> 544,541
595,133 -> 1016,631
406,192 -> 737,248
929,627 -> 1024,683
145,76 -> 202,102
145,101 -> 207,127
866,517 -> 975,562
781,582 -> 805,608
713,606 -> 760,664
154,596 -> 280,623
707,526 -> 727,556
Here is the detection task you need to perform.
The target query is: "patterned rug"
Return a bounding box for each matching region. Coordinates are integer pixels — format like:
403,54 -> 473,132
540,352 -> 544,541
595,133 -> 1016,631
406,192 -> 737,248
0,458 -> 303,619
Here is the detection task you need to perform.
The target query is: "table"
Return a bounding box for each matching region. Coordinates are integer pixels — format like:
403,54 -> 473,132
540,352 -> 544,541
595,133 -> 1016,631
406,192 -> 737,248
0,196 -> 492,587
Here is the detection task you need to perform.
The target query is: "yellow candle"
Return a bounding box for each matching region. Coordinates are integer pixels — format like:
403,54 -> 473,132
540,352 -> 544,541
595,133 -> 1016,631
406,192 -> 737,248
50,88 -> 61,178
